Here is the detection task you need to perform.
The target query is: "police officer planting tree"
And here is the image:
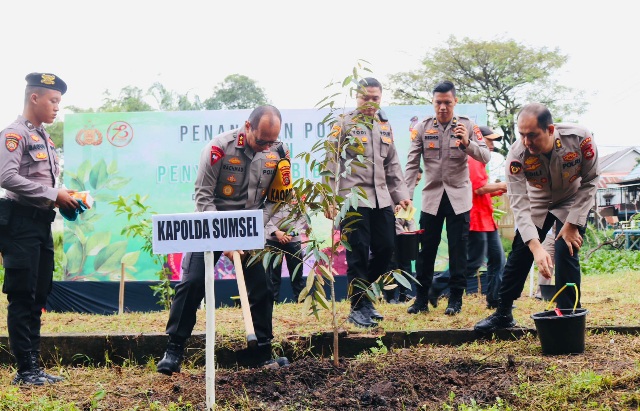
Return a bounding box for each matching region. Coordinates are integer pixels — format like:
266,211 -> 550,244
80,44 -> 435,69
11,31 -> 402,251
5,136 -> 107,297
157,105 -> 290,374
475,103 -> 600,334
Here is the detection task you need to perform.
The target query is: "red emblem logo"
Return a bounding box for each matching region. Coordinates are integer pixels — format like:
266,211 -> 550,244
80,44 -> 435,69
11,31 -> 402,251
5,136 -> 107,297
584,149 -> 595,159
563,152 -> 579,162
237,133 -> 246,146
210,146 -> 225,165
580,137 -> 591,148
107,121 -> 133,147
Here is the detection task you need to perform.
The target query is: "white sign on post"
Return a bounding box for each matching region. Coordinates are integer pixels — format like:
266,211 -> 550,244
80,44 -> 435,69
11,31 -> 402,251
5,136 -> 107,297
152,209 -> 265,410
152,209 -> 264,254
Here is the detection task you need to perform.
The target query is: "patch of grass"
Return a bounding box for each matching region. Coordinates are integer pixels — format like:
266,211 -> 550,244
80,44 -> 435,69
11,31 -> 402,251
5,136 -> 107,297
1,271 -> 640,346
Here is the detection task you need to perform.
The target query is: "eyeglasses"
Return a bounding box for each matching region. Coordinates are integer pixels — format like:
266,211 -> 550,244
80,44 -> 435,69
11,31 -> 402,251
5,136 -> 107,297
255,138 -> 280,147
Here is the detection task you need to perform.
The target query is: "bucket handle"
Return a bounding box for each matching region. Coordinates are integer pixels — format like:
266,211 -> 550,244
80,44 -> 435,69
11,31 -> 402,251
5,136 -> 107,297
545,283 -> 579,314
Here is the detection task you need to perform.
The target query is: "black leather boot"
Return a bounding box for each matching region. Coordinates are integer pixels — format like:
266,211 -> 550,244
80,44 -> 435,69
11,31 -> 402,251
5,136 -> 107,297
157,340 -> 185,375
348,306 -> 378,328
407,288 -> 429,314
252,343 -> 290,369
474,303 -> 517,334
31,352 -> 64,383
427,286 -> 439,308
444,288 -> 464,315
362,301 -> 384,321
11,352 -> 46,386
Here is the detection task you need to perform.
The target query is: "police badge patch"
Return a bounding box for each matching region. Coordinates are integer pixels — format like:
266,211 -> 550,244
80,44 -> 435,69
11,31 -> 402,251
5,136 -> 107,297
555,138 -> 563,149
210,146 -> 225,165
473,125 -> 483,141
510,161 -> 522,174
5,133 -> 22,152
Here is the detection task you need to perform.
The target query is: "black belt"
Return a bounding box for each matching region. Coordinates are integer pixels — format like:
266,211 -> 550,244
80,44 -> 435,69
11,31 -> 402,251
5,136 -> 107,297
11,202 -> 56,223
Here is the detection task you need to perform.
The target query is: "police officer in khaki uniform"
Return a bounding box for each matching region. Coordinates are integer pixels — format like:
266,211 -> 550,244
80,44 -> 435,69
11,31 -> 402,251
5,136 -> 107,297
0,73 -> 80,385
475,103 -> 600,334
157,105 -> 289,374
324,77 -> 411,328
404,81 -> 491,315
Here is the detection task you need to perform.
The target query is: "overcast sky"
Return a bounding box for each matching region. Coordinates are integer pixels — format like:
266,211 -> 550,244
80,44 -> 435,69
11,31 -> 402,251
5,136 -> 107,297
2,0 -> 637,155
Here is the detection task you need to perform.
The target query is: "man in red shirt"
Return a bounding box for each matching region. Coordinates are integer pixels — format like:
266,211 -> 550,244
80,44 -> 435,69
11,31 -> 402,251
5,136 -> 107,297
428,126 -> 507,308
468,126 -> 507,308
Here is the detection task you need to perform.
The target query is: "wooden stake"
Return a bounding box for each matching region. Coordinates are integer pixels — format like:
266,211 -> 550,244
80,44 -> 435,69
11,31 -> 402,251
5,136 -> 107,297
119,263 -> 125,314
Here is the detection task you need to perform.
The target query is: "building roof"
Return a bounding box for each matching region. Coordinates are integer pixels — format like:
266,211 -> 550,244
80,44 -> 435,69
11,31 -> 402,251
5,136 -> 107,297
623,162 -> 640,183
599,147 -> 640,171
597,174 -> 624,188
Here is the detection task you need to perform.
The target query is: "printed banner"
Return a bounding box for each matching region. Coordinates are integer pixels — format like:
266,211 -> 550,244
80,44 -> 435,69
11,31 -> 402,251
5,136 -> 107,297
63,104 -> 487,281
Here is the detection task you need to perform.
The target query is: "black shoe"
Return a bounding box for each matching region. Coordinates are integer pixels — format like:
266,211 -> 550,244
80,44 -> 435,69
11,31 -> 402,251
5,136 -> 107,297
407,302 -> 429,314
427,287 -> 439,308
157,342 -> 184,375
362,304 -> 384,321
258,356 -> 290,369
407,292 -> 429,314
348,307 -> 378,328
398,293 -> 411,303
444,289 -> 463,315
474,310 -> 516,334
36,369 -> 64,383
31,352 -> 64,383
487,301 -> 516,309
12,369 -> 47,386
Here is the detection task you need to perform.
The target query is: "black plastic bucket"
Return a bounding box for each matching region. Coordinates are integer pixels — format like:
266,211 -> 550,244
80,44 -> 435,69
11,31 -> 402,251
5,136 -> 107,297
539,284 -> 556,301
531,308 -> 588,355
396,231 -> 420,261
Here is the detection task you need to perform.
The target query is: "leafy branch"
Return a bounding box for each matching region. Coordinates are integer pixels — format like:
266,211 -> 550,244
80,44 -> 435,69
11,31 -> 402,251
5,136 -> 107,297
110,194 -> 174,310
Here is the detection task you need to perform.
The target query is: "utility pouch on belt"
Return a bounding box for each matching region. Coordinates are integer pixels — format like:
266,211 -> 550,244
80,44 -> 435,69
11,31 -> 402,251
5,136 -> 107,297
267,157 -> 293,203
0,198 -> 12,225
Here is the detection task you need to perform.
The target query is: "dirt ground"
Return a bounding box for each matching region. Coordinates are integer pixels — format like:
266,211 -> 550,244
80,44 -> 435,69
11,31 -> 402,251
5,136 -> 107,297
5,331 -> 640,410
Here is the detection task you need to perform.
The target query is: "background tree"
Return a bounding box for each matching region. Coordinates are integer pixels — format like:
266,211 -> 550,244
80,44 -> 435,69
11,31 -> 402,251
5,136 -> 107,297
148,82 -> 203,111
203,74 -> 269,110
388,36 -> 588,155
97,86 -> 155,113
45,121 -> 64,148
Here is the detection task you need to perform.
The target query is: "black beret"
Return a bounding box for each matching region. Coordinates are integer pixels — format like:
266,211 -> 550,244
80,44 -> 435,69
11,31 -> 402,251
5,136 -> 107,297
25,72 -> 67,95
